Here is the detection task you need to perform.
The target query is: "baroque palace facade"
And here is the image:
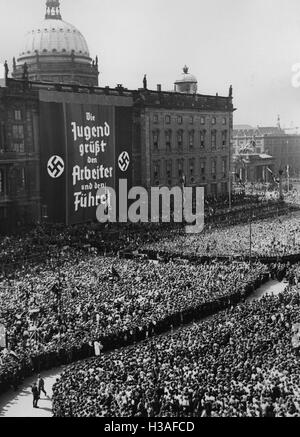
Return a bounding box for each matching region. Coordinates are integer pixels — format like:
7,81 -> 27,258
0,0 -> 234,232
133,83 -> 234,195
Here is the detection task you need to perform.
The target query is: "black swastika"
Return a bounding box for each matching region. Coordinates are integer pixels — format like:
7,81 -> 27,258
48,156 -> 65,178
118,152 -> 130,172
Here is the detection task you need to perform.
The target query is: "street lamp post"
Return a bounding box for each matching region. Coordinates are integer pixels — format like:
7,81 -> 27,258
249,215 -> 252,264
279,169 -> 284,200
249,212 -> 255,265
286,140 -> 290,193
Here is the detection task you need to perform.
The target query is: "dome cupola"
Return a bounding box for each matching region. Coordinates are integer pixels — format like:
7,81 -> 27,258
12,0 -> 99,87
174,65 -> 198,94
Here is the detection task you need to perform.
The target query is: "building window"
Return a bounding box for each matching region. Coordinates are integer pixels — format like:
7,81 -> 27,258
153,161 -> 160,180
12,125 -> 24,140
200,130 -> 206,149
200,160 -> 206,179
177,159 -> 184,178
14,167 -> 26,194
211,183 -> 218,196
14,110 -> 22,121
177,130 -> 183,150
211,159 -> 217,179
222,130 -> 227,148
153,130 -> 159,151
212,117 -> 216,125
11,122 -> 26,153
42,205 -> 48,219
189,158 -> 195,177
153,114 -> 159,124
222,157 -> 227,178
211,130 -> 217,151
165,130 -> 172,152
177,115 -> 183,125
0,122 -> 6,152
166,160 -> 172,179
222,182 -> 228,193
222,117 -> 227,125
0,169 -> 3,194
165,115 -> 171,124
10,143 -> 25,153
189,116 -> 194,125
200,116 -> 205,125
189,131 -> 194,149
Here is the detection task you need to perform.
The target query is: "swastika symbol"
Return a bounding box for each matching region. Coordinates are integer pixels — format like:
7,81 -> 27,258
118,151 -> 130,172
47,155 -> 65,179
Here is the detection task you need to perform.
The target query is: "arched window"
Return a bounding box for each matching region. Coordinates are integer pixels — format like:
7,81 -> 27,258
165,130 -> 172,151
152,130 -> 159,151
211,130 -> 217,151
189,130 -> 195,149
177,130 -> 183,149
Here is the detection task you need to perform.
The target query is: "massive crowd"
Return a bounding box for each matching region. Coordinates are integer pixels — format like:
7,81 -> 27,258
52,289 -> 300,417
0,196 -> 290,275
0,253 -> 269,391
143,214 -> 300,258
1,195 -> 300,417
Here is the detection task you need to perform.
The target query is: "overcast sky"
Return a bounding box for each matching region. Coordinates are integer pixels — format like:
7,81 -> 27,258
0,0 -> 300,128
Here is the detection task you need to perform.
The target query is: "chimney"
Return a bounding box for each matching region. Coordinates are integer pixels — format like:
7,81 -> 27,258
157,84 -> 162,92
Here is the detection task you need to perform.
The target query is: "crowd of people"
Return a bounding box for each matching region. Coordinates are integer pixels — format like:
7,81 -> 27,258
0,252 -> 269,392
52,289 -> 300,417
0,196 -> 291,275
1,193 -> 300,417
143,214 -> 300,259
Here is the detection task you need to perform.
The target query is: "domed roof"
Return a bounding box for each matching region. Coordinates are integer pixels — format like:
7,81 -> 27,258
18,18 -> 90,60
175,66 -> 198,84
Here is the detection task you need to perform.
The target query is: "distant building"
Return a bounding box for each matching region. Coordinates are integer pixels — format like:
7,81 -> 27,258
232,125 -> 300,182
133,69 -> 234,198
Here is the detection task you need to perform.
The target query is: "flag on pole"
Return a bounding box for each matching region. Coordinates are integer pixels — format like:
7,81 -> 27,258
267,168 -> 279,184
0,324 -> 6,349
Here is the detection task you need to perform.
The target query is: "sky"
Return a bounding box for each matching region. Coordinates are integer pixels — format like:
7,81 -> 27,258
0,0 -> 300,128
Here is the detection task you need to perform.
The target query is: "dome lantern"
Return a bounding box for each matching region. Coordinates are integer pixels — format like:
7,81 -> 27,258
174,65 -> 198,94
45,0 -> 62,20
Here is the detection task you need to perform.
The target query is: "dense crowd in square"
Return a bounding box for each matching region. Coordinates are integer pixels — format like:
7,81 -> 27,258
52,289 -> 300,417
1,196 -> 300,417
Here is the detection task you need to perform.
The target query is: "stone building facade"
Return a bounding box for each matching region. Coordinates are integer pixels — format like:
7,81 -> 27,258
133,87 -> 234,197
233,126 -> 300,181
0,81 -> 40,232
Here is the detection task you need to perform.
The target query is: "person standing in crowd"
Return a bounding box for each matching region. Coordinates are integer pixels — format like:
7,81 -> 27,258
37,374 -> 47,398
32,382 -> 40,408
